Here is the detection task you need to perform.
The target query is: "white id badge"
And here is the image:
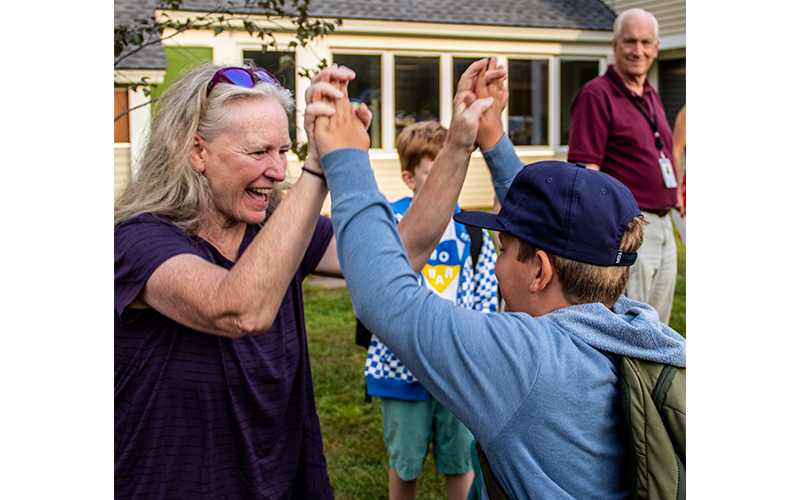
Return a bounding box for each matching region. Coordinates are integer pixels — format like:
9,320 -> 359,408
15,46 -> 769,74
659,156 -> 678,188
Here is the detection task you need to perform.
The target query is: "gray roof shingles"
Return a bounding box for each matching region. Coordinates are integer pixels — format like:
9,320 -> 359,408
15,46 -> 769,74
115,0 -> 616,70
304,0 -> 614,30
115,0 -> 169,70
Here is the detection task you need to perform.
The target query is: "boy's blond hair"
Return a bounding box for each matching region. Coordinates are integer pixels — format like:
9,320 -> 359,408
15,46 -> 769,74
395,121 -> 447,175
516,215 -> 648,308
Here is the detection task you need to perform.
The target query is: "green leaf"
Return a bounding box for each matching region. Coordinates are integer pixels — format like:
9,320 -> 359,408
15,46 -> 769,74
115,0 -> 341,97
292,141 -> 308,162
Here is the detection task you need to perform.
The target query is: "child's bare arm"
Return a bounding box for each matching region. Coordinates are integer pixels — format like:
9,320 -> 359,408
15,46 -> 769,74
398,59 -> 496,272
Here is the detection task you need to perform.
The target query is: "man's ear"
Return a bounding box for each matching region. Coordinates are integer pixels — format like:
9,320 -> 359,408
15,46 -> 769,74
189,134 -> 207,173
529,250 -> 555,293
401,170 -> 416,191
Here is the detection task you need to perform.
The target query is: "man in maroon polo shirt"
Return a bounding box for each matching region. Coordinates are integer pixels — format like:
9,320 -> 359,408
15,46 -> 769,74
567,8 -> 682,324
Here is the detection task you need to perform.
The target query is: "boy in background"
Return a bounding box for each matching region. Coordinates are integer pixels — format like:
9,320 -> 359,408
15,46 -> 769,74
364,121 -> 498,500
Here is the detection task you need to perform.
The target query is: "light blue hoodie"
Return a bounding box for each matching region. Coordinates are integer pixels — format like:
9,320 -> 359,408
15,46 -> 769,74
321,135 -> 686,500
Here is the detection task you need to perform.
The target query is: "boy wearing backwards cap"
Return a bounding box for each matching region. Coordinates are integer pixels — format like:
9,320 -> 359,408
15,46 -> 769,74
310,58 -> 686,499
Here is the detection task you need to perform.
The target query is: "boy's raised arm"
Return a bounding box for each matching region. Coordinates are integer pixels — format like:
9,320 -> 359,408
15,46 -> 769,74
475,57 -> 508,152
475,58 -> 524,204
310,59 -> 513,272
397,59 -> 504,271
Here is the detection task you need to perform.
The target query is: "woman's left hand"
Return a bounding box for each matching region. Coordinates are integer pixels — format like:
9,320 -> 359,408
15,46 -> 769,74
303,64 -> 371,171
314,82 -> 371,157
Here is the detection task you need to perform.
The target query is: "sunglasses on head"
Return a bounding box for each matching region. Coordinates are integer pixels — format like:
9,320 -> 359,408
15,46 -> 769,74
206,67 -> 282,97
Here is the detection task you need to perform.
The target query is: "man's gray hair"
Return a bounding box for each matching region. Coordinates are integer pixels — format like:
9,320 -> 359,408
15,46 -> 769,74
613,8 -> 659,40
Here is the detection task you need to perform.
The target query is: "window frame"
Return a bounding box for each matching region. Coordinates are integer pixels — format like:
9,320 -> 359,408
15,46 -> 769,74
329,50 -> 609,154
241,47 -> 299,144
556,56 -> 607,151
332,51 -> 386,150
504,55 -> 554,149
241,47 -> 298,93
392,52 -> 443,147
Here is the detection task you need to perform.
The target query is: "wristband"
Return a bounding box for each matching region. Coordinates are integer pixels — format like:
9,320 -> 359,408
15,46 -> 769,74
302,167 -> 326,181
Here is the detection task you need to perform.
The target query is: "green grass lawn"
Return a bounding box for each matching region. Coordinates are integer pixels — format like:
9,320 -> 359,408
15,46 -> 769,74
303,283 -> 450,499
669,227 -> 686,337
303,233 -> 685,498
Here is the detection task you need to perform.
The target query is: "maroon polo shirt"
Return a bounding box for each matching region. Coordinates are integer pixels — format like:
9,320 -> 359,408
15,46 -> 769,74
567,66 -> 677,213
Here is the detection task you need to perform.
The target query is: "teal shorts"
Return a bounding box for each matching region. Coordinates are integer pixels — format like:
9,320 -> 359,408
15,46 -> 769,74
380,396 -> 474,481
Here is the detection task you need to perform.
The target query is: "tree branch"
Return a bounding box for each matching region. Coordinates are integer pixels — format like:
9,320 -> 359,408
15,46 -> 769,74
115,98 -> 159,123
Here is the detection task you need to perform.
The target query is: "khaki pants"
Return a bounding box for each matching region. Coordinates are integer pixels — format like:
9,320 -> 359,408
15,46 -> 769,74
626,210 -> 677,324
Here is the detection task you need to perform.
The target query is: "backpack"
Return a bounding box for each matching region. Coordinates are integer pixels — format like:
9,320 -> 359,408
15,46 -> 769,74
620,356 -> 686,500
476,356 -> 686,500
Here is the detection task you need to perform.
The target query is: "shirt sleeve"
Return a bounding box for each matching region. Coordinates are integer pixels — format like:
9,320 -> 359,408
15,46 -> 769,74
114,215 -> 203,318
481,134 -> 524,203
298,215 -> 334,279
567,86 -> 610,165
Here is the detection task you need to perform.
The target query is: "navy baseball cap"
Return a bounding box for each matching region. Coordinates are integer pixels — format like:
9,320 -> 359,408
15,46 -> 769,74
454,161 -> 642,266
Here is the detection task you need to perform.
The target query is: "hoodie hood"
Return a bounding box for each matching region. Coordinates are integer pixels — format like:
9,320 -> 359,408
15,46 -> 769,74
547,295 -> 686,367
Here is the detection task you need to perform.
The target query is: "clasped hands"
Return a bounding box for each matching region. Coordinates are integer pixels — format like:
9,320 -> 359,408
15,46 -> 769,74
303,58 -> 508,165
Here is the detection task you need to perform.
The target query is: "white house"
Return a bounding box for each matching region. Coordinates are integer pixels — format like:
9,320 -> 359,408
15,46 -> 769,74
115,0 -> 684,211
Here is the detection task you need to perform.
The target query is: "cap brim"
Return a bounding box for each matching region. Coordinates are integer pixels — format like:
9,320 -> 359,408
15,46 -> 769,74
453,210 -> 507,232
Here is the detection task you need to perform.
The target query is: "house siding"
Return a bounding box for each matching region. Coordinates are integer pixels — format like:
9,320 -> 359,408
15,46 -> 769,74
602,0 -> 686,39
115,145 -> 131,199
115,3 -> 622,209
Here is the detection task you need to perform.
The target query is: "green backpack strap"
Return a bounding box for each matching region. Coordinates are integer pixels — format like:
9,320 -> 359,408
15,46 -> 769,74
475,442 -> 512,500
652,364 -> 686,500
620,373 -> 637,499
620,357 -> 686,500
652,365 -> 677,411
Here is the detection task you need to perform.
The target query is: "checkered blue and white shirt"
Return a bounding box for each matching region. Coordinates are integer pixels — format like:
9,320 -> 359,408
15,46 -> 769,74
364,199 -> 498,401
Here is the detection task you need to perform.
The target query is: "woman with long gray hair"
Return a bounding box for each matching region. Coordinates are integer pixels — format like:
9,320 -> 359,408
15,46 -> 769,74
114,62 -> 362,499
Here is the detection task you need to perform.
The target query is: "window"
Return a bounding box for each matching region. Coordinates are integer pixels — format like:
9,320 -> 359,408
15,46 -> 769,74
452,57 -> 482,96
243,50 -> 296,95
114,88 -> 130,143
508,59 -> 549,146
394,56 -> 440,140
333,54 -> 382,149
244,49 -> 296,141
317,52 -> 602,152
658,58 -> 686,129
560,60 -> 600,146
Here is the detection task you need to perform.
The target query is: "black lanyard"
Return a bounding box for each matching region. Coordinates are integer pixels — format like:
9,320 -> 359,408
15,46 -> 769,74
607,71 -> 664,151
